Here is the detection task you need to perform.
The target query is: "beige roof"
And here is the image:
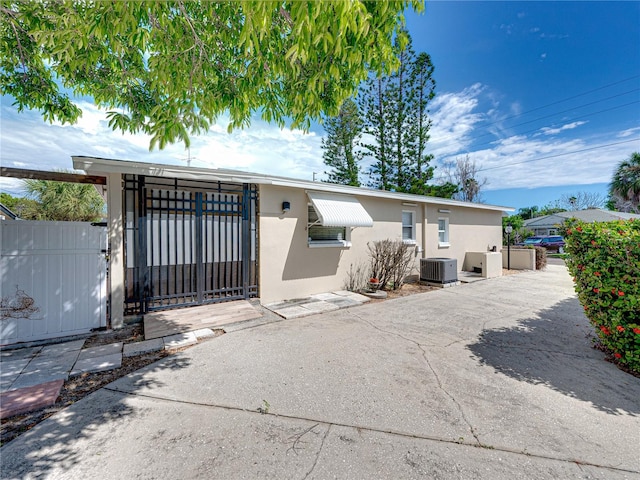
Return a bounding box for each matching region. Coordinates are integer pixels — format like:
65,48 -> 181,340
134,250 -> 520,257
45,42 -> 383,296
524,208 -> 640,227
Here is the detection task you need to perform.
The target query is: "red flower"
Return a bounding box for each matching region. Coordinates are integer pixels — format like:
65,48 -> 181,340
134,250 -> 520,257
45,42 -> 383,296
611,288 -> 617,294
600,326 -> 611,335
591,240 -> 597,246
566,228 -> 572,235
614,353 -> 622,359
616,325 -> 625,332
593,288 -> 599,293
594,271 -> 601,276
576,226 -> 583,232
618,290 -> 625,296
633,328 -> 640,335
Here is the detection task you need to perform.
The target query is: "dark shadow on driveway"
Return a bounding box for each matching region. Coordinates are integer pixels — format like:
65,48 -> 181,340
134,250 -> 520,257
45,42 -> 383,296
0,355 -> 192,478
468,297 -> 640,416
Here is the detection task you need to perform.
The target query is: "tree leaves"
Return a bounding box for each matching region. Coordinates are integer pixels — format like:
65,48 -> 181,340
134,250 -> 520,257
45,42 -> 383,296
1,1 -> 421,150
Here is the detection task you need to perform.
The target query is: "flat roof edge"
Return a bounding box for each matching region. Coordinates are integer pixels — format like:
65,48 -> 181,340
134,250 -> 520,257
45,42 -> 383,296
72,156 -> 515,212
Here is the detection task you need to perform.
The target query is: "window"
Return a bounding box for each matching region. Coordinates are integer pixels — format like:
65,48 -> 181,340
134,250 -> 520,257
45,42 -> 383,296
402,211 -> 416,243
308,205 -> 350,247
438,217 -> 450,247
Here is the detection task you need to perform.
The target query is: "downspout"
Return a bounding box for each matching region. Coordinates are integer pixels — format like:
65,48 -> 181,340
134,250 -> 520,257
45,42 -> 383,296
421,202 -> 428,259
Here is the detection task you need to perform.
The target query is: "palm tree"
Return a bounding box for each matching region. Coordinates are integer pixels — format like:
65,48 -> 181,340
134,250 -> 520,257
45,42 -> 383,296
609,152 -> 640,213
23,178 -> 105,221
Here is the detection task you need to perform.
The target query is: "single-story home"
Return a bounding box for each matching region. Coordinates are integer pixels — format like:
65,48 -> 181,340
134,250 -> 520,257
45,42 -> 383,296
72,156 -> 514,328
524,209 -> 640,236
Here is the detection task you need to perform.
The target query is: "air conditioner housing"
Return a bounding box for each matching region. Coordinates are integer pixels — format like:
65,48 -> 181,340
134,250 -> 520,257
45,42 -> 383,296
420,258 -> 458,284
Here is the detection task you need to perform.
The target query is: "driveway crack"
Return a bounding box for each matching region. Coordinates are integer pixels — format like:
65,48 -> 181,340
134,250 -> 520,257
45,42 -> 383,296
349,311 -> 481,446
302,424 -> 330,480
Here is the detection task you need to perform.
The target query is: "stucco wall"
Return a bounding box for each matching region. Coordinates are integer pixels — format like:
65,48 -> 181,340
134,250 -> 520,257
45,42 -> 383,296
424,204 -> 503,271
259,185 -> 504,303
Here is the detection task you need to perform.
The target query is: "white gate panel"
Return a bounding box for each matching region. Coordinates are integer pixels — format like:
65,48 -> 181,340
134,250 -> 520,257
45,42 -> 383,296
0,220 -> 107,345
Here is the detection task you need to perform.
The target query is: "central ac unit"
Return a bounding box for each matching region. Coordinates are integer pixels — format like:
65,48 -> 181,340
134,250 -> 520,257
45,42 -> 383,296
420,258 -> 458,284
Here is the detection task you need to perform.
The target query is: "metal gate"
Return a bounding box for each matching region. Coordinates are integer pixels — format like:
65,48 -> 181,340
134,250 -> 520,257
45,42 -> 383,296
123,175 -> 258,313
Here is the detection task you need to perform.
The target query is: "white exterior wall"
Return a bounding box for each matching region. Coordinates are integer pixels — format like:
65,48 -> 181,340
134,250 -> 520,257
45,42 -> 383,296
424,204 -> 503,270
258,185 -> 504,304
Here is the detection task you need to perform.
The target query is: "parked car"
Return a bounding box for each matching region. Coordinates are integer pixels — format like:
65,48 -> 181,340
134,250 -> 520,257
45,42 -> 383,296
517,235 -> 566,252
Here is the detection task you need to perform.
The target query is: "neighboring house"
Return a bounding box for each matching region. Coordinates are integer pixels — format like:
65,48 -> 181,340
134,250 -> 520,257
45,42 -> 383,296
0,203 -> 18,220
524,209 -> 640,236
72,156 -> 514,328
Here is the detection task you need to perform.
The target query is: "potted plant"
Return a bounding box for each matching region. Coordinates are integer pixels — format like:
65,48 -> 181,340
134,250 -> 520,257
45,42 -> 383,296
368,277 -> 380,290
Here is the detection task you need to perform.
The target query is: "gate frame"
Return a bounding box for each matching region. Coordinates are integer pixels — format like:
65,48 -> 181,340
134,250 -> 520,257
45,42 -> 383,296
123,174 -> 259,315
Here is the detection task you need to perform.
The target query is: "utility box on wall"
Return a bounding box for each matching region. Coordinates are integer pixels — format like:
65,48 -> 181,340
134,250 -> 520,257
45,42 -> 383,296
463,251 -> 502,278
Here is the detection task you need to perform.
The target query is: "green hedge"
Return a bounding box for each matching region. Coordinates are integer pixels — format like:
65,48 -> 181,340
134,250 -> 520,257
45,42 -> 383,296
562,219 -> 640,373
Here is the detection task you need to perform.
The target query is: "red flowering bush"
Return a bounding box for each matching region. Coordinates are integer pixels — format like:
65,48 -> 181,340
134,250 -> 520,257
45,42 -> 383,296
562,219 -> 640,373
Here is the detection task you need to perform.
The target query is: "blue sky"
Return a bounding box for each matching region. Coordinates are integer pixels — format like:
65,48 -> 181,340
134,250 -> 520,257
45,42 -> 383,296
1,1 -> 639,212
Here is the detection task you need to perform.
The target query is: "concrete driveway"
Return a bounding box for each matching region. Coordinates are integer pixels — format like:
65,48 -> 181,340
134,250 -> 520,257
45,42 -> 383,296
2,265 -> 639,479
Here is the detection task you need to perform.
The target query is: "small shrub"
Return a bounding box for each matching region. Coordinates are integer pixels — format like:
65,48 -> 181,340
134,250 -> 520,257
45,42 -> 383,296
561,219 -> 640,373
534,246 -> 547,270
344,262 -> 368,292
368,239 -> 414,290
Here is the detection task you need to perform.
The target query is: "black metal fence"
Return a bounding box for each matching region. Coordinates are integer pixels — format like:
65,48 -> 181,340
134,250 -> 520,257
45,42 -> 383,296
123,175 -> 258,314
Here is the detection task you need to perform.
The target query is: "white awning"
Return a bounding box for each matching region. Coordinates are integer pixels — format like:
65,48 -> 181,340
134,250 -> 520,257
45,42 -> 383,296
307,191 -> 373,227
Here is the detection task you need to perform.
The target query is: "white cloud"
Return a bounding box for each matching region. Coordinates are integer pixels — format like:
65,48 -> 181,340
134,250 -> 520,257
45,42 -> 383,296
617,126 -> 640,138
429,83 -> 486,156
540,52 -> 547,61
1,85 -> 638,197
539,121 -> 587,136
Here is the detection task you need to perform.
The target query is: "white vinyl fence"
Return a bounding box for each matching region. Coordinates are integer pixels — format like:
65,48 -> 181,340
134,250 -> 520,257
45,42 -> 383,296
0,220 -> 107,345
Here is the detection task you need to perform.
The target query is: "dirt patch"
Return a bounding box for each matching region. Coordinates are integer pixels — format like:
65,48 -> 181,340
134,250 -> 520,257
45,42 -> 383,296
366,281 -> 438,303
82,323 -> 144,348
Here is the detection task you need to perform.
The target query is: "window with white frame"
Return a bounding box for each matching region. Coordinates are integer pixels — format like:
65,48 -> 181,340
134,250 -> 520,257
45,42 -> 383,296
438,217 -> 450,246
307,204 -> 350,247
402,210 -> 416,243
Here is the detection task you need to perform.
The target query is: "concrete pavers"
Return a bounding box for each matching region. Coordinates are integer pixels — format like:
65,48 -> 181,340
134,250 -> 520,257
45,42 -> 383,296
0,379 -> 65,419
266,290 -> 370,319
123,338 -> 164,358
192,328 -> 217,340
39,339 -> 85,356
163,331 -> 198,351
0,358 -> 31,391
71,352 -> 122,377
2,265 -> 639,479
77,342 -> 123,360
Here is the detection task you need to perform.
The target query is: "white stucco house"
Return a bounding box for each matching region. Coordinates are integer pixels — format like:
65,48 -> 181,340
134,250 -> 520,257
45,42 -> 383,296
72,156 -> 514,328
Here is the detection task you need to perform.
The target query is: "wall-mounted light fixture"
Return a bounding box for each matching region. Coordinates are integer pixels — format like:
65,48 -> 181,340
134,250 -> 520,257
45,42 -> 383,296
438,209 -> 450,213
282,201 -> 291,213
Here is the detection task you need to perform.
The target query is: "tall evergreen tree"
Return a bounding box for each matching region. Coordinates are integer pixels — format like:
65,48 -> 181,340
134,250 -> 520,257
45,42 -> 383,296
321,98 -> 363,186
360,76 -> 393,190
359,31 -> 448,196
407,52 -> 436,195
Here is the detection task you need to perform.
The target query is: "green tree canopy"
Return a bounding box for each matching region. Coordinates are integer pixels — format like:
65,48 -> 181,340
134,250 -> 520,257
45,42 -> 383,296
23,179 -> 105,222
1,1 -> 421,150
